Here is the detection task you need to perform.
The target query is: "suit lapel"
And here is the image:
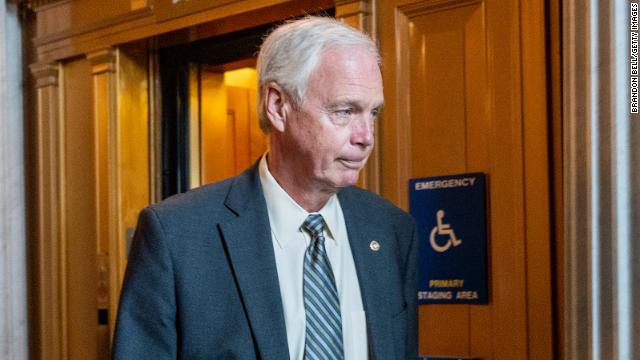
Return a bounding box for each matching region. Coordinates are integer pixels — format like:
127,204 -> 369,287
218,165 -> 289,360
339,189 -> 396,360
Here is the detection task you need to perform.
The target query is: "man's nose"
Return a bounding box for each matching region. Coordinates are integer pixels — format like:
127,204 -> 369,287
351,116 -> 374,148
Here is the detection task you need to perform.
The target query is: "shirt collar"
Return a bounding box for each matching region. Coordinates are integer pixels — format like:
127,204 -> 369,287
259,154 -> 341,249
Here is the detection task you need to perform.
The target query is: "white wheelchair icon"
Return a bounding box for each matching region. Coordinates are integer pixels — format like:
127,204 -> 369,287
429,209 -> 462,253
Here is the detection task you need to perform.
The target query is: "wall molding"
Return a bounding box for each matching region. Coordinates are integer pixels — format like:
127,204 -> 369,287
88,47 -> 122,348
30,58 -> 67,360
33,6 -> 153,47
32,0 -> 319,62
30,61 -> 59,87
398,0 -> 481,17
88,47 -> 117,74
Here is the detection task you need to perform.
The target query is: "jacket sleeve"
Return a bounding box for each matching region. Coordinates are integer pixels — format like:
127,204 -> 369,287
112,207 -> 177,359
404,220 -> 419,359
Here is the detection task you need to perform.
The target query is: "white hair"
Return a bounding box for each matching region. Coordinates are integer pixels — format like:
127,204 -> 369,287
256,16 -> 380,133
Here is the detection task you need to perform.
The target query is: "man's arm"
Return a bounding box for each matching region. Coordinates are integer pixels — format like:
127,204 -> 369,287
112,208 -> 177,359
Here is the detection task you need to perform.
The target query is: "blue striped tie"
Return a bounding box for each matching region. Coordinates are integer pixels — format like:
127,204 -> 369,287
302,214 -> 344,359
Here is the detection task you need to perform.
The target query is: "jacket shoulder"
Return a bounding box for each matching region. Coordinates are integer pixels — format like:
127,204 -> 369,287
152,178 -> 233,212
143,177 -> 236,234
339,186 -> 414,226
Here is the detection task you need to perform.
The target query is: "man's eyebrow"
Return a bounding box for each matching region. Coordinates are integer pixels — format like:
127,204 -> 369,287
329,99 -> 385,110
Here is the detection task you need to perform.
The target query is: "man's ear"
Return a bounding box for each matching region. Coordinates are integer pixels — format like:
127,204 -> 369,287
264,82 -> 289,133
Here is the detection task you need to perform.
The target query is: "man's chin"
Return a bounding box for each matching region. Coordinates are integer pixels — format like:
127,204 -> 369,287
334,172 -> 362,188
317,169 -> 363,191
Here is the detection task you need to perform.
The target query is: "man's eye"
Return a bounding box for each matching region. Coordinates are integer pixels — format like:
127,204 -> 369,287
336,108 -> 353,116
331,109 -> 354,126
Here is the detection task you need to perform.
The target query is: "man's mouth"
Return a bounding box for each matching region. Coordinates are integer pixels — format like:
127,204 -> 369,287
338,158 -> 366,169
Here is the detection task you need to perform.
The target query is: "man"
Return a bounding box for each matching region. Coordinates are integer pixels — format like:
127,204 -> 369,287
113,16 -> 418,359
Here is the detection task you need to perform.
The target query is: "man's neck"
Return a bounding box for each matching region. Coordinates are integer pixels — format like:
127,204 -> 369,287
265,153 -> 334,213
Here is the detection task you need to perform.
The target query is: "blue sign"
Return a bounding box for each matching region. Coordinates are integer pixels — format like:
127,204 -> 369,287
409,173 -> 488,304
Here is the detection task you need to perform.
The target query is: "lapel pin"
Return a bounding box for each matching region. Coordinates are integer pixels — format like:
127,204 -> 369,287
369,241 -> 380,251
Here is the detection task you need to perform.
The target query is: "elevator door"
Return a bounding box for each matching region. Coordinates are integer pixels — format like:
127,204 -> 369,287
196,63 -> 267,186
158,23 -> 271,198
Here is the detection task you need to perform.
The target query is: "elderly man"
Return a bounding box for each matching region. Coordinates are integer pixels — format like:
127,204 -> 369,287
113,16 -> 418,359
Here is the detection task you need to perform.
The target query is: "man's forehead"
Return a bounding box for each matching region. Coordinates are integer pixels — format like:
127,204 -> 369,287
312,47 -> 381,80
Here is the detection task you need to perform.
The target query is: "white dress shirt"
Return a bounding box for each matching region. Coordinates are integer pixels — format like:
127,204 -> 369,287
258,155 -> 368,360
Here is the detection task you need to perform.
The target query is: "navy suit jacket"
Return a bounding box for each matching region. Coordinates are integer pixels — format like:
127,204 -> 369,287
113,163 -> 418,359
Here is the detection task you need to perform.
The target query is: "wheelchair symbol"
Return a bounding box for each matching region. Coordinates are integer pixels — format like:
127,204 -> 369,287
429,210 -> 462,253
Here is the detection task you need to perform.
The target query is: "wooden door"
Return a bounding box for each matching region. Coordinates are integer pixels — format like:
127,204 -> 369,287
377,0 -> 553,358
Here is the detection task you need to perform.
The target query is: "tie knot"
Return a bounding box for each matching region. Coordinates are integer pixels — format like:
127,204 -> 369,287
302,214 -> 326,239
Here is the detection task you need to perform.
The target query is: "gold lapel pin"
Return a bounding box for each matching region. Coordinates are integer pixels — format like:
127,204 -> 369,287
369,241 -> 380,251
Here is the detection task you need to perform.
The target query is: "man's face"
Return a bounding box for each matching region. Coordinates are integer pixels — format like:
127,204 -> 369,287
281,45 -> 384,193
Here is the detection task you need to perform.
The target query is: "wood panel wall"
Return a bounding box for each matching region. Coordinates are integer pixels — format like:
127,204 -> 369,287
378,0 -> 553,358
